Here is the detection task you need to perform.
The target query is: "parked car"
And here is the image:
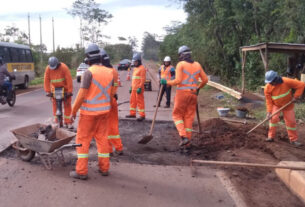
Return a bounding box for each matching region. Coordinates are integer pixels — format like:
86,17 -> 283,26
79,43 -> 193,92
118,59 -> 131,71
76,63 -> 89,83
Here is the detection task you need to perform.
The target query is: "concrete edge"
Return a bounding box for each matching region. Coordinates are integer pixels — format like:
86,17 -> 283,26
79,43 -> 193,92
118,118 -> 173,124
275,161 -> 305,205
216,171 -> 248,207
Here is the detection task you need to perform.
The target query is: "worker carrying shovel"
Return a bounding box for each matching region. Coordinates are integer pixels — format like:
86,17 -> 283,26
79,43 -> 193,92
160,45 -> 208,154
264,70 -> 305,147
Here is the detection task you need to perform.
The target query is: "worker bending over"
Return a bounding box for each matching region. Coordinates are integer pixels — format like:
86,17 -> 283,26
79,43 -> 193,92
154,56 -> 175,108
264,70 -> 304,147
100,50 -> 123,155
126,53 -> 146,121
44,57 -> 73,129
70,44 -> 115,180
161,45 -> 208,154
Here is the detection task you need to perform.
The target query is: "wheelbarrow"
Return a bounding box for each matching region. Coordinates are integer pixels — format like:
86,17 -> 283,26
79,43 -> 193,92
11,123 -> 81,170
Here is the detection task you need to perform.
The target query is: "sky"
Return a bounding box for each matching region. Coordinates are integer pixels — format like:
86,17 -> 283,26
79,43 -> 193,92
0,0 -> 187,52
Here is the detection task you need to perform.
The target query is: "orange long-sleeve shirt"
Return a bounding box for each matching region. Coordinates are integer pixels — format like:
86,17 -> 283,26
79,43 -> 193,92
131,65 -> 146,90
44,63 -> 73,93
167,61 -> 208,89
264,77 -> 305,112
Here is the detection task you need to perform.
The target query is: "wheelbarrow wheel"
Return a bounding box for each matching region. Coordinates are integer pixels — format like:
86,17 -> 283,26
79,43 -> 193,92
16,142 -> 36,162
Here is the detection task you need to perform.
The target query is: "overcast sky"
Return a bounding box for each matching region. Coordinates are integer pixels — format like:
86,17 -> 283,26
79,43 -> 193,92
0,0 -> 186,52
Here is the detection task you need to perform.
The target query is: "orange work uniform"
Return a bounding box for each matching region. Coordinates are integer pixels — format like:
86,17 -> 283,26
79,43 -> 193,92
107,67 -> 123,153
129,65 -> 146,117
72,65 -> 114,175
167,61 -> 208,140
44,63 -> 73,124
264,77 -> 305,141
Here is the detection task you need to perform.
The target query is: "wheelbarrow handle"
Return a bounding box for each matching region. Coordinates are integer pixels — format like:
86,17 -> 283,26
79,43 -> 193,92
53,143 -> 82,153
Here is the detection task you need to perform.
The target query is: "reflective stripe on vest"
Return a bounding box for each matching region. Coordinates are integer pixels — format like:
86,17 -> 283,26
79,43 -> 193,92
51,78 -> 65,83
271,89 -> 291,100
81,78 -> 112,112
98,153 -> 110,158
132,76 -> 141,80
177,69 -> 201,90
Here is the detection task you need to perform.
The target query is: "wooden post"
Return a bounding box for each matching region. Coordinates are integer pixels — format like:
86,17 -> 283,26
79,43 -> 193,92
241,51 -> 247,94
265,44 -> 269,71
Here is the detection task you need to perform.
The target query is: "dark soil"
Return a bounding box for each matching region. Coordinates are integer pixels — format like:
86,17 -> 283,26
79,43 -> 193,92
4,118 -> 305,207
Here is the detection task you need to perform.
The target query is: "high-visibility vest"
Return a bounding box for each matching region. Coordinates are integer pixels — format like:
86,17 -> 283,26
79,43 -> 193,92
160,65 -> 173,81
131,65 -> 146,89
177,61 -> 202,91
80,65 -> 113,115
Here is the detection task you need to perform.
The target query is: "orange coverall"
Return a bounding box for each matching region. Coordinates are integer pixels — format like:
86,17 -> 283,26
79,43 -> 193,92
167,61 -> 208,140
71,65 -> 114,175
264,77 -> 305,141
44,63 -> 73,124
107,67 -> 123,153
129,65 -> 146,117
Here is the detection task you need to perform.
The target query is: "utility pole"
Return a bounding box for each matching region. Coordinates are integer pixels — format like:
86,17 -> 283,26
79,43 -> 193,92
39,15 -> 43,63
27,13 -> 31,47
52,17 -> 55,53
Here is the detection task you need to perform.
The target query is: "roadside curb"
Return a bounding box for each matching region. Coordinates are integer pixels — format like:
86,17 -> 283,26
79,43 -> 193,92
276,161 -> 305,204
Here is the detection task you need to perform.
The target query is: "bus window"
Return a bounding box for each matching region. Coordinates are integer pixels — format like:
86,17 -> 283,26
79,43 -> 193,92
0,46 -> 11,63
19,49 -> 26,62
9,48 -> 19,62
25,49 -> 33,62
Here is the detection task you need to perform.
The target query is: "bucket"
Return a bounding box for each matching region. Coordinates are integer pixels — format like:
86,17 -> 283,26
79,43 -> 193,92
236,109 -> 247,118
217,107 -> 230,117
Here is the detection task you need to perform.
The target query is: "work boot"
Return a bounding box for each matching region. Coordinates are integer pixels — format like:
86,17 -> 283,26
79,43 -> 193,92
179,137 -> 190,146
291,141 -> 303,147
98,169 -> 109,176
164,105 -> 170,108
69,171 -> 88,180
183,146 -> 192,155
137,116 -> 145,122
115,150 -> 124,156
153,104 -> 160,107
125,115 -> 136,118
265,137 -> 274,142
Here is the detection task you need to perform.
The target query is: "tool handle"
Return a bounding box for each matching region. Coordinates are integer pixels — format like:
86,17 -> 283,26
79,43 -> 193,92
247,100 -> 294,135
149,85 -> 164,135
196,102 -> 202,133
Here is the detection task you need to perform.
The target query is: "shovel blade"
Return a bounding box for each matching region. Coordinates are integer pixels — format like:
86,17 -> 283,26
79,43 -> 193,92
138,135 -> 153,144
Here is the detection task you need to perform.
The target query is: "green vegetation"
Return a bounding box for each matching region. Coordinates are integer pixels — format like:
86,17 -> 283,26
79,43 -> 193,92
160,0 -> 305,90
30,68 -> 76,86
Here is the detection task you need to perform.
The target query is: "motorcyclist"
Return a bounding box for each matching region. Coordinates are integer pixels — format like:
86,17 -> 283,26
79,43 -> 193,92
0,57 -> 15,103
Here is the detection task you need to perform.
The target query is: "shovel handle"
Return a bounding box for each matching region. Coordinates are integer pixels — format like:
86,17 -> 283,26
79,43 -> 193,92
149,85 -> 164,135
247,100 -> 294,135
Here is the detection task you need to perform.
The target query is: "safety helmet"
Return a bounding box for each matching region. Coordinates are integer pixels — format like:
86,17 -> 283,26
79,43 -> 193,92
99,48 -> 109,60
178,45 -> 191,55
164,56 -> 171,62
265,70 -> 278,84
85,43 -> 100,56
132,53 -> 141,62
48,56 -> 60,70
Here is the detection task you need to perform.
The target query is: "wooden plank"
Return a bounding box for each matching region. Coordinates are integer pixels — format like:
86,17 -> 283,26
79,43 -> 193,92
241,51 -> 247,94
207,80 -> 242,100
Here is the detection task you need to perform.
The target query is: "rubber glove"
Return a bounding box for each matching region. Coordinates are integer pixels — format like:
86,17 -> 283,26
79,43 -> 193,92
160,79 -> 167,85
136,88 -> 142,94
129,87 -> 132,94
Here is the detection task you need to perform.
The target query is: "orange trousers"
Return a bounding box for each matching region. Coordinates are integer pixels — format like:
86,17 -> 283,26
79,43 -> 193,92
52,97 -> 72,124
268,105 -> 298,142
172,90 -> 197,140
129,89 -> 145,117
76,113 -> 110,175
108,98 -> 123,153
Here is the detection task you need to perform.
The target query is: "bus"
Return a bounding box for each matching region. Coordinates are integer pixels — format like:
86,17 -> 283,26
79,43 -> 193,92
0,42 -> 35,89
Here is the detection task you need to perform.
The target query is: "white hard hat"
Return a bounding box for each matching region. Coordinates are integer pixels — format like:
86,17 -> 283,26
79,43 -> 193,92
164,56 -> 171,62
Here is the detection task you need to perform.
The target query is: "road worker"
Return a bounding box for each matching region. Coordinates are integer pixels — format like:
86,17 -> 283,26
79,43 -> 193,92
160,45 -> 208,154
44,57 -> 73,128
125,53 -> 146,121
154,56 -> 175,108
264,70 -> 304,147
69,44 -> 115,180
100,49 -> 123,155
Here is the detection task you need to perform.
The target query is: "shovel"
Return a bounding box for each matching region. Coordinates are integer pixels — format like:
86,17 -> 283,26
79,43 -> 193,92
247,100 -> 294,135
138,85 -> 164,144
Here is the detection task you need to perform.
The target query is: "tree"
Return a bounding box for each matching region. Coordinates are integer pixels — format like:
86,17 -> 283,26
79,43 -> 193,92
0,25 -> 28,44
104,44 -> 133,63
67,0 -> 112,46
142,32 -> 161,61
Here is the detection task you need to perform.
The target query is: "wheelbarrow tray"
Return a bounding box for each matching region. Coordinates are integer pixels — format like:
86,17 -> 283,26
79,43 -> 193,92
11,123 -> 76,153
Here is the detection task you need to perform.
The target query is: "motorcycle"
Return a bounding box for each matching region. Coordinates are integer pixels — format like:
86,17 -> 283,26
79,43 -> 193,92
0,76 -> 16,107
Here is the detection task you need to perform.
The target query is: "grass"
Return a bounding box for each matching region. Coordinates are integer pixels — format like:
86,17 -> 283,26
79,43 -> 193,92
30,68 -> 76,86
